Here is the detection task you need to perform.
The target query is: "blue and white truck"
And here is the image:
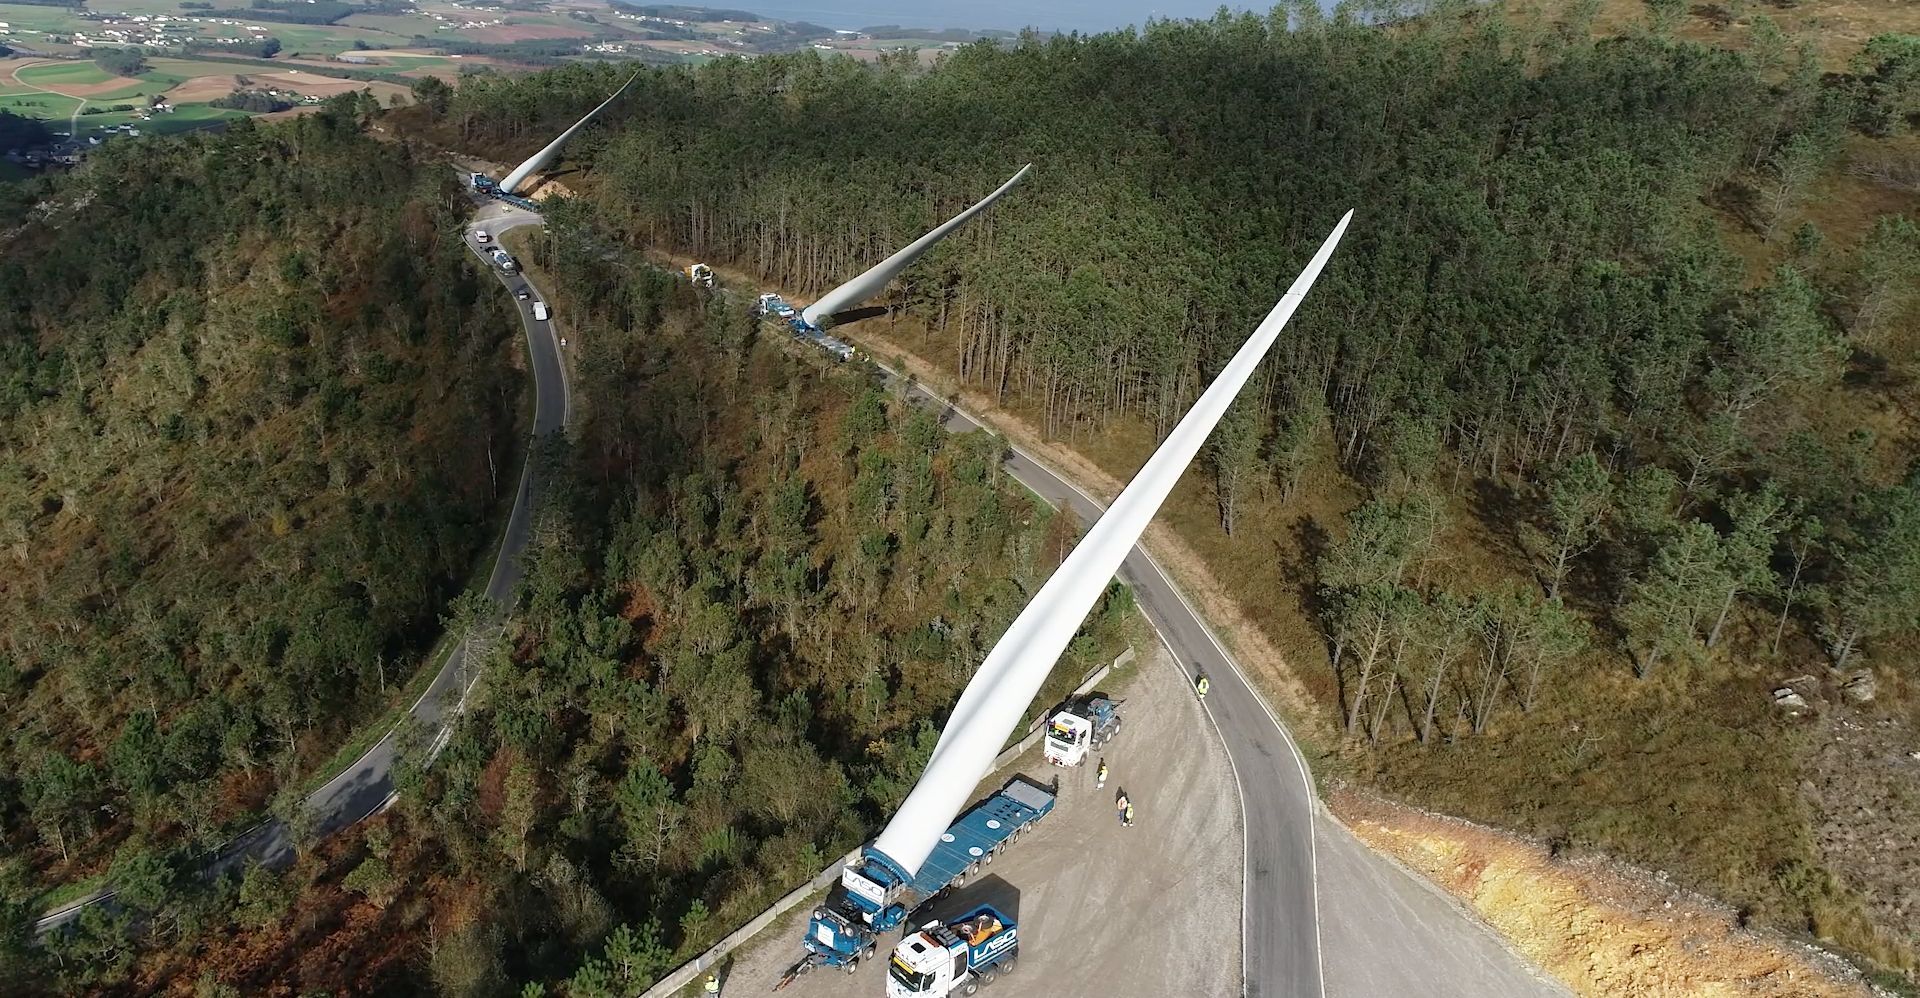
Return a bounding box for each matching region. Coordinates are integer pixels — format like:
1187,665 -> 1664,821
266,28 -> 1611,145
755,292 -> 857,362
885,905 -> 1019,998
788,778 -> 1052,980
467,172 -> 542,213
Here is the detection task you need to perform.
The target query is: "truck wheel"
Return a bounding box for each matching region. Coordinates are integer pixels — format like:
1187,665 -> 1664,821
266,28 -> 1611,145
863,943 -> 877,960
1000,958 -> 1015,975
842,959 -> 858,975
978,970 -> 996,987
962,983 -> 978,996
966,861 -> 980,877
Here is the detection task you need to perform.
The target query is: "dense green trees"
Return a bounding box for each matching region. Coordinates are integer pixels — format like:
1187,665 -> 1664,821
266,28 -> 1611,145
0,105 -> 519,896
92,49 -> 148,77
0,109 -> 51,152
357,224 -> 1134,993
436,4 -> 1920,704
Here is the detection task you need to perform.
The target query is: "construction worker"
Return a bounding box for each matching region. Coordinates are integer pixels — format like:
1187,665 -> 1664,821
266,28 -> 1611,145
1096,759 -> 1108,790
1195,672 -> 1210,700
704,971 -> 721,996
1123,801 -> 1136,827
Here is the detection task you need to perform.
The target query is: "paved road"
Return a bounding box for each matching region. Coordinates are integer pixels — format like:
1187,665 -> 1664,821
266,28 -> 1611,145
33,200 -> 566,934
880,362 -> 1564,997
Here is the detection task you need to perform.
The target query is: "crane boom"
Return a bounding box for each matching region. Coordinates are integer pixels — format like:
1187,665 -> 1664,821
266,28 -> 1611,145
869,209 -> 1354,879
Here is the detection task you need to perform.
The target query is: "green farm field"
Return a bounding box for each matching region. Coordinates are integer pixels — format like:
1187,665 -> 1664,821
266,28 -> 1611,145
0,3 -> 85,33
0,91 -> 81,121
76,101 -> 247,134
16,62 -> 113,86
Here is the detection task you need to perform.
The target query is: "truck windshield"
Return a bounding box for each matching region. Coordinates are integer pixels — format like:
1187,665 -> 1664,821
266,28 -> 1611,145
888,958 -> 932,992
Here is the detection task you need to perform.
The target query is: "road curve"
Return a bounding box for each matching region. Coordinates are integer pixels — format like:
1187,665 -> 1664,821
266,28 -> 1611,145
882,368 -> 1563,997
33,200 -> 566,934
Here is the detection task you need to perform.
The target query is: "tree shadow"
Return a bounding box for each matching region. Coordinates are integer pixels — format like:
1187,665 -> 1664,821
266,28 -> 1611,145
1467,475 -> 1534,566
1286,515 -> 1341,712
922,873 -> 1022,927
1691,3 -> 1732,28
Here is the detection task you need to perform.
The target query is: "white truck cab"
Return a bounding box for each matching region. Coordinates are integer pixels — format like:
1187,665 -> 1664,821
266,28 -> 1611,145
886,907 -> 1016,998
1042,713 -> 1093,767
1041,695 -> 1121,768
532,301 -> 549,321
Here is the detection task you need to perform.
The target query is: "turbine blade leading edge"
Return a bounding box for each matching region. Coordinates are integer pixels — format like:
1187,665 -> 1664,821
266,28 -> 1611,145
870,209 -> 1355,879
799,164 -> 1034,329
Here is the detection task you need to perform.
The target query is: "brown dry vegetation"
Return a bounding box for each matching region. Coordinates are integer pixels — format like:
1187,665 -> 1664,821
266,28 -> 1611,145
32,75 -> 144,98
160,74 -> 240,104
1335,788 -> 1878,998
129,815 -> 443,995
1580,0 -> 1920,70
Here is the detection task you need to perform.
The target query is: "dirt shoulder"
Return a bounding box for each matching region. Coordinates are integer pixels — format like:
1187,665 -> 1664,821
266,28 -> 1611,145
1332,788 -> 1879,998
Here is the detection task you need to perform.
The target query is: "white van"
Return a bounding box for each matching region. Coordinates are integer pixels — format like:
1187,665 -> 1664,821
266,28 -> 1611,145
532,301 -> 549,321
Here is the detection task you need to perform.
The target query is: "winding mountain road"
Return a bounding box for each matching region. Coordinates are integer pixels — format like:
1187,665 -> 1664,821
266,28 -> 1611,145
33,201 -> 564,935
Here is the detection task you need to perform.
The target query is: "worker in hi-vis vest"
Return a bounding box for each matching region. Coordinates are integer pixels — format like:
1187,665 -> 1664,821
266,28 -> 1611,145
1195,673 -> 1210,700
704,972 -> 721,995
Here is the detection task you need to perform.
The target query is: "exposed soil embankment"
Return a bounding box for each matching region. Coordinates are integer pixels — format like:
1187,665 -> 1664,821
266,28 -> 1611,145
1332,789 -> 1877,998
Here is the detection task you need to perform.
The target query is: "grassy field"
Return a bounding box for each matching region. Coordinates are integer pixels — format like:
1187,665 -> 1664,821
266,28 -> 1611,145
75,101 -> 247,135
190,20 -> 396,55
339,12 -> 437,35
16,62 -> 112,86
372,53 -> 454,69
143,56 -> 277,79
96,0 -> 202,12
0,3 -> 85,33
0,91 -> 81,121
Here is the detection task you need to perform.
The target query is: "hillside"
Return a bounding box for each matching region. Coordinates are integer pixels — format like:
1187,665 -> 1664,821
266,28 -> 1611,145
432,5 -> 1920,989
0,104 -> 522,913
0,180 -> 1134,995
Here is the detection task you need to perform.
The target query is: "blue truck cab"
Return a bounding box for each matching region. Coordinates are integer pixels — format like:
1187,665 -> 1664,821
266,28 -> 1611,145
796,778 -> 1052,976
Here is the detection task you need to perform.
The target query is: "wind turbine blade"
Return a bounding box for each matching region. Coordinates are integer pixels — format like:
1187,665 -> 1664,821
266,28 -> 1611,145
870,210 -> 1355,879
799,164 -> 1033,329
500,72 -> 642,196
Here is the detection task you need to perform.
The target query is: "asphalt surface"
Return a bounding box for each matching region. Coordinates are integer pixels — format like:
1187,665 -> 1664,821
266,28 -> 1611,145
721,643 -> 1242,997
33,200 -> 567,934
